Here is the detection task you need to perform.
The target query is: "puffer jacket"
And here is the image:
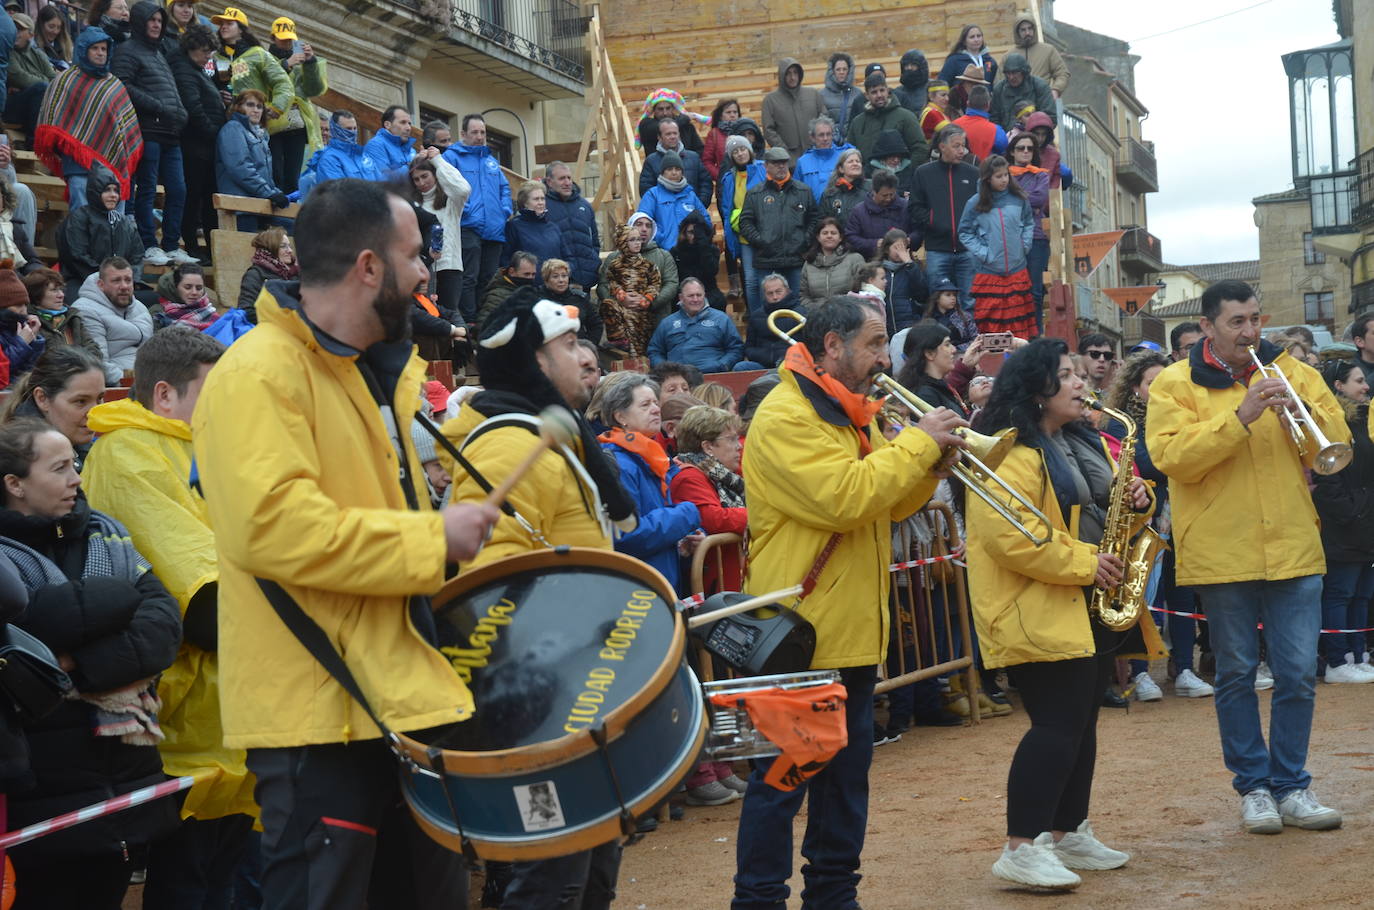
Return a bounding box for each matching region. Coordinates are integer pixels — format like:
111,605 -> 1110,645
885,258 -> 929,328
990,53 -> 1056,131
71,271 -> 155,383
647,302 -> 744,374
193,284 -> 472,748
1,496 -> 181,860
719,160 -> 765,258
800,248 -> 865,308
744,368 -> 941,668
795,143 -> 856,202
500,208 -> 570,283
56,162 -> 144,283
845,193 -> 908,259
957,188 -> 1034,276
168,44 -> 226,159
819,175 -> 870,228
544,181 -> 600,289
363,129 -> 415,180
109,1 -> 187,144
910,159 -> 979,253
638,182 -> 711,251
892,48 -> 930,114
601,438 -> 699,591
315,132 -> 384,183
761,58 -> 827,163
818,52 -> 860,142
216,111 -> 279,200
445,142 -> 512,242
738,176 -> 818,270
83,398 -> 258,822
1146,341 -> 1349,586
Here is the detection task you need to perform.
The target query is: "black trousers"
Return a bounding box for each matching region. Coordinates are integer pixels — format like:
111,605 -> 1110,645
182,150 -> 218,257
270,128 -> 308,195
143,809 -> 256,910
246,739 -> 467,910
1003,628 -> 1117,839
10,852 -> 133,910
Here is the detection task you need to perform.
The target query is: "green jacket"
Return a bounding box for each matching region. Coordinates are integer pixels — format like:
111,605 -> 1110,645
215,44 -> 294,120
267,54 -> 328,164
847,102 -> 927,174
10,43 -> 55,90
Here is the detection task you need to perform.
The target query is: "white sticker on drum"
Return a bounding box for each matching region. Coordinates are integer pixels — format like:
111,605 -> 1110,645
514,780 -> 567,832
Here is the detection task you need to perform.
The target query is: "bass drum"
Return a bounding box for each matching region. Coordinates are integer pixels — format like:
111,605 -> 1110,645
397,548 -> 705,861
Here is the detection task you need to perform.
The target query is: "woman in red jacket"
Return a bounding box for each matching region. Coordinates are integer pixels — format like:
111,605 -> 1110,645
670,404 -> 746,594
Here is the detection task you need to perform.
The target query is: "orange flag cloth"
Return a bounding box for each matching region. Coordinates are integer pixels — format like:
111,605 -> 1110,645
709,682 -> 849,791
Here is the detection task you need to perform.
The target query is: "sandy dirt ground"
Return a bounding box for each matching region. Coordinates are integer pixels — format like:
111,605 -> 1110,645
609,670 -> 1374,910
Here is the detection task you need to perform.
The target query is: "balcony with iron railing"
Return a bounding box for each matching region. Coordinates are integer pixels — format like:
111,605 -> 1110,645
439,0 -> 589,98
1354,147 -> 1374,227
1118,225 -> 1164,276
1115,137 -> 1158,195
1310,170 -> 1357,235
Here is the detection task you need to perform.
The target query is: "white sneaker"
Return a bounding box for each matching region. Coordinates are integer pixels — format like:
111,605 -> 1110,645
1324,662 -> 1374,684
143,246 -> 171,266
165,247 -> 199,265
991,835 -> 1081,890
1254,662 -> 1274,690
1241,787 -> 1282,834
1277,788 -> 1342,830
1174,668 -> 1214,698
1354,661 -> 1374,679
1053,819 -> 1129,870
1131,671 -> 1162,702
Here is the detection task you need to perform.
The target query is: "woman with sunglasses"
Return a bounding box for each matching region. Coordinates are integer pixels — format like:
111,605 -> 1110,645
1008,133 -> 1050,333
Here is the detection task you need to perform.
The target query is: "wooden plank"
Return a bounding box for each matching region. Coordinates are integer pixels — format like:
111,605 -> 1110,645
212,193 -> 302,219
536,142 -> 585,166
209,228 -> 255,307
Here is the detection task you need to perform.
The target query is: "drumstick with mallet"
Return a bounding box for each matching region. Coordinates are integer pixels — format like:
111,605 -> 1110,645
482,405 -> 580,510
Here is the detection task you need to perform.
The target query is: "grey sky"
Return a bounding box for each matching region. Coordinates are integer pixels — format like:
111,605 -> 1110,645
1052,0 -> 1340,265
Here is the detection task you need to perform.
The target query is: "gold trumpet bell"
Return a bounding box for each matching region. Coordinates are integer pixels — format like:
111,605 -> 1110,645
959,427 -> 1017,471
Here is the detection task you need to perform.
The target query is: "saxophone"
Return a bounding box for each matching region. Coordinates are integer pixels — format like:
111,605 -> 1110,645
1088,402 -> 1169,631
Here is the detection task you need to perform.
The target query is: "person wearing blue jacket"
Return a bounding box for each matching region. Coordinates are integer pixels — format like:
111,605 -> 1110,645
543,162 -> 600,291
648,278 -> 751,374
500,180 -> 569,287
638,117 -> 712,207
793,115 -> 854,201
215,90 -> 287,230
718,136 -> 765,305
446,113 -> 511,323
597,372 -> 700,592
957,154 -> 1036,339
637,151 -> 711,251
312,110 -> 383,184
362,104 -> 415,179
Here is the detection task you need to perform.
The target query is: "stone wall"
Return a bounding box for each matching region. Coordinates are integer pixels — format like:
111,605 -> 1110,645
1255,196 -> 1353,331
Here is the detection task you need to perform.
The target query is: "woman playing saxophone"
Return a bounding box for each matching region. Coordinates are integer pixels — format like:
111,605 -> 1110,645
966,339 -> 1166,890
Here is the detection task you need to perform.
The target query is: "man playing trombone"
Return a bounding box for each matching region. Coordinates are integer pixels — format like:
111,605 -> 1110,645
731,296 -> 966,910
1147,280 -> 1350,835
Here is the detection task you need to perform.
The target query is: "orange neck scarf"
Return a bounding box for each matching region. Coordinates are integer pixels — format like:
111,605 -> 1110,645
1009,164 -> 1046,176
783,343 -> 884,456
599,427 -> 671,494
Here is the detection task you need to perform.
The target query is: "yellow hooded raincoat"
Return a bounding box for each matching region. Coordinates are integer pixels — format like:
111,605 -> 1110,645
192,290 -> 470,749
743,369 -> 942,669
83,398 -> 257,821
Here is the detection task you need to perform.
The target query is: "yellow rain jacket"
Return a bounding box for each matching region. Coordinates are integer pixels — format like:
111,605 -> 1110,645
1146,345 -> 1348,587
967,442 -> 1164,669
192,290 -> 469,749
442,403 -> 612,564
83,399 -> 257,821
743,369 -> 942,669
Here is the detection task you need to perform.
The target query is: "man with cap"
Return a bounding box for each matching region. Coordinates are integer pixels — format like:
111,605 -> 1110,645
951,85 -> 1007,160
365,104 -> 416,181
844,62 -> 887,125
638,116 -> 711,207
192,177 -> 498,910
441,285 -> 637,910
847,73 -> 926,174
990,53 -> 1056,132
950,63 -> 987,115
762,57 -> 827,166
738,148 -> 818,311
5,12 -> 54,139
266,15 -> 328,193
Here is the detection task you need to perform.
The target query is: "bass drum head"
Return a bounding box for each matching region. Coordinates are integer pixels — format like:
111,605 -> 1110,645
428,548 -> 679,754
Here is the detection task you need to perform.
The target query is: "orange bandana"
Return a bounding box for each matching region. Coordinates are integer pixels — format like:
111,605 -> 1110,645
783,343 -> 884,456
1009,165 -> 1046,176
599,427 -> 671,495
413,292 -> 439,317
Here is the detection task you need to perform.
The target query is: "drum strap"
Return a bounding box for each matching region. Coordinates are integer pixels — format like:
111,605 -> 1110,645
254,577 -> 479,859
800,533 -> 844,600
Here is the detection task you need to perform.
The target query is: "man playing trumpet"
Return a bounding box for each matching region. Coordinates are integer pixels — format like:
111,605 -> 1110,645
1146,280 -> 1350,835
731,296 -> 966,910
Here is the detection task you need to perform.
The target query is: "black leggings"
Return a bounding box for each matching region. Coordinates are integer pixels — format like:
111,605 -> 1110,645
1004,649 -> 1113,838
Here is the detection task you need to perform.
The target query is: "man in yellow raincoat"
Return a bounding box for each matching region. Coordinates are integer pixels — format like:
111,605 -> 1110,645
1147,279 -> 1349,836
191,179 -> 497,910
83,325 -> 253,908
732,295 -> 966,910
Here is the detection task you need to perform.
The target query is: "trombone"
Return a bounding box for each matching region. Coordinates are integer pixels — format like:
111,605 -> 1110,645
766,309 -> 1052,545
1246,345 -> 1351,475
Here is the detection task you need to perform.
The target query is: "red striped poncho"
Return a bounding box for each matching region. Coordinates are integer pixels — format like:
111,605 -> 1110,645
34,67 -> 143,200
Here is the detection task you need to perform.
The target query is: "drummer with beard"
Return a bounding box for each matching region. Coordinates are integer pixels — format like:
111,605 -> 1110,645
441,285 -> 639,908
191,178 -> 499,910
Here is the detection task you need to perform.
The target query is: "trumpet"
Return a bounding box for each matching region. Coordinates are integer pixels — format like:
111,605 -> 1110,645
765,309 -> 1052,545
1246,346 -> 1352,475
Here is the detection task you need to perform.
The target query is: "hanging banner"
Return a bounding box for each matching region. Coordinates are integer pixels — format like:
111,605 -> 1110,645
1100,286 -> 1160,316
1070,231 -> 1125,279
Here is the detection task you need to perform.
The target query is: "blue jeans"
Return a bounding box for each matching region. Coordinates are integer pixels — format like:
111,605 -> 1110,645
925,249 -> 974,312
733,666 -> 875,910
1320,561 -> 1374,667
134,139 -> 187,252
1195,575 -> 1322,796
733,360 -> 766,371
